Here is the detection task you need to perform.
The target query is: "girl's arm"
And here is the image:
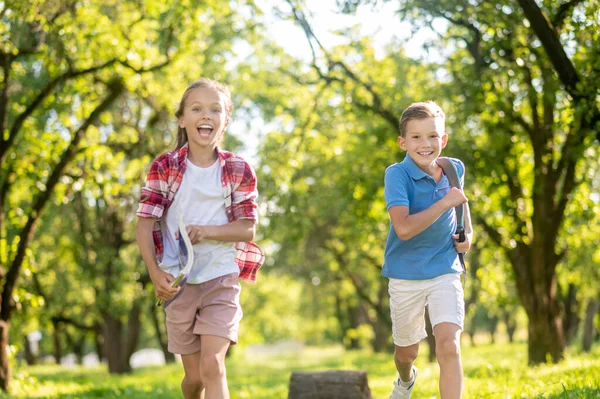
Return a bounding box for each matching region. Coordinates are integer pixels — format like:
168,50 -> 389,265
136,217 -> 179,301
389,187 -> 467,241
184,219 -> 255,245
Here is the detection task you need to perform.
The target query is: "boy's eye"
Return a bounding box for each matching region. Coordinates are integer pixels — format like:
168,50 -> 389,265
212,109 -> 221,113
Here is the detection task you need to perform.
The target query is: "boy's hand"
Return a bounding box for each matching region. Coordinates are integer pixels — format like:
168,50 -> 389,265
150,269 -> 180,301
443,187 -> 468,209
452,233 -> 471,253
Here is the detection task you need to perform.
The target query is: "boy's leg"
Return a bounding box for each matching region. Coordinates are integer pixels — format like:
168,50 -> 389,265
199,335 -> 231,399
394,343 -> 419,382
388,278 -> 428,398
427,273 -> 465,399
181,350 -> 205,399
433,322 -> 463,399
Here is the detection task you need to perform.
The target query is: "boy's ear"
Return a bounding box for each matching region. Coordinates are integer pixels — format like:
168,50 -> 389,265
441,133 -> 448,148
398,135 -> 407,151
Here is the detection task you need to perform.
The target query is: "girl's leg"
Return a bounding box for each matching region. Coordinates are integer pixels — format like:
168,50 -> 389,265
394,343 -> 419,382
181,350 -> 205,399
433,322 -> 463,399
199,335 -> 231,399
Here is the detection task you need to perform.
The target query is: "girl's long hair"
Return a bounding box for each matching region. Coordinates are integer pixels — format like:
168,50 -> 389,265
174,78 -> 234,150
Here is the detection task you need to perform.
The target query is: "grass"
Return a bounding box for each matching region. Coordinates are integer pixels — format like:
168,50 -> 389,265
3,343 -> 599,398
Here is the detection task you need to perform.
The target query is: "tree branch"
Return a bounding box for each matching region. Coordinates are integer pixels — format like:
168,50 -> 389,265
0,79 -> 126,321
516,0 -> 580,98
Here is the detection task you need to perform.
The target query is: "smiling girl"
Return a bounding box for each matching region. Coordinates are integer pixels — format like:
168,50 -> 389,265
136,78 -> 264,399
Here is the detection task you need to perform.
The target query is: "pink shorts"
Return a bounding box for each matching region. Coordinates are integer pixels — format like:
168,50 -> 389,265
165,273 -> 242,355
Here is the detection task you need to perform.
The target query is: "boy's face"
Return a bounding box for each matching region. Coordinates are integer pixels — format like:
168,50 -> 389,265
398,117 -> 447,171
179,86 -> 229,150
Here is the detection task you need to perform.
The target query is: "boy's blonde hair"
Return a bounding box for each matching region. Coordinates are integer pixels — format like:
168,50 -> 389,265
174,77 -> 234,149
399,101 -> 445,137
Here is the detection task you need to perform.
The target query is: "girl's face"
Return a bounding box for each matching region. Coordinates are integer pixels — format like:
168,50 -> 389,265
398,117 -> 447,172
178,86 -> 229,151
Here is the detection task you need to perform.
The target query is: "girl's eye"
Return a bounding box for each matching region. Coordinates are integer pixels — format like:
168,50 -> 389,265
192,108 -> 200,112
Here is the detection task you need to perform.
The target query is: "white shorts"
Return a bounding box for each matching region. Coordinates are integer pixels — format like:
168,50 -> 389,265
389,273 -> 464,347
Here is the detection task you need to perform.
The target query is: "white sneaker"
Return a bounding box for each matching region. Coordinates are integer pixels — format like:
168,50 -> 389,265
389,366 -> 418,399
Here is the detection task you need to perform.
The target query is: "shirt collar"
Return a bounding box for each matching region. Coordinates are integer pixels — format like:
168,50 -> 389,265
177,143 -> 225,166
401,155 -> 430,181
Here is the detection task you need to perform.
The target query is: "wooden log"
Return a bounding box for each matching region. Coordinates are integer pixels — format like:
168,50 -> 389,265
288,370 -> 372,399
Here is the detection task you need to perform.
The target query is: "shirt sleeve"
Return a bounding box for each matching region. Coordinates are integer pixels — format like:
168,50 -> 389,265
384,165 -> 410,210
231,160 -> 259,222
136,159 -> 170,220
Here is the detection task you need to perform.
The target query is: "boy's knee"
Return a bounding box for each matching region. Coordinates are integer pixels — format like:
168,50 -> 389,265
199,354 -> 226,381
394,346 -> 418,366
435,337 -> 460,361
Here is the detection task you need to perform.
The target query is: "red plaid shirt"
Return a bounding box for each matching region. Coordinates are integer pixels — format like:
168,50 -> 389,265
136,144 -> 264,282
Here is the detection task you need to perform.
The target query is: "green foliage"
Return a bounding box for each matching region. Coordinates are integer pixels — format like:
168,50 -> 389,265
4,343 -> 600,398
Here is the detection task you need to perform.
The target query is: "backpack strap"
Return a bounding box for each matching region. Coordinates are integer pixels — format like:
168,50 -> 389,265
436,157 -> 467,279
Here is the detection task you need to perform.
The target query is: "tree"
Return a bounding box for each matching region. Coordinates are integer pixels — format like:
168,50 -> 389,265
337,0 -> 600,364
0,0 -> 262,389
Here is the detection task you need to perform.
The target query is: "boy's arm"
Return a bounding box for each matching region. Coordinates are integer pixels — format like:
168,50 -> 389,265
136,217 -> 179,301
389,187 -> 467,241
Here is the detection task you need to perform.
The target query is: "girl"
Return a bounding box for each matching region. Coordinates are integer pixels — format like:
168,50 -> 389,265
136,78 -> 264,399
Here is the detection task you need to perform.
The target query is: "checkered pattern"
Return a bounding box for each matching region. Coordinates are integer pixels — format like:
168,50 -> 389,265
137,144 -> 264,282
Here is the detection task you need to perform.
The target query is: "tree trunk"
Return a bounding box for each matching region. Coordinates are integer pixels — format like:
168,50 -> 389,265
0,320 -> 9,391
512,248 -> 565,364
562,283 -> 580,345
582,297 -> 599,352
150,302 -> 175,363
52,320 -> 62,364
23,335 -> 37,365
288,370 -> 372,399
488,315 -> 499,344
503,310 -> 517,343
526,305 -> 565,363
103,315 -> 131,374
371,283 -> 391,352
95,331 -> 104,362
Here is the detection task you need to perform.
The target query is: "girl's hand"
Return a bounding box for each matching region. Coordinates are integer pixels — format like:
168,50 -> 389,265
150,269 -> 180,301
183,224 -> 211,245
452,233 -> 471,253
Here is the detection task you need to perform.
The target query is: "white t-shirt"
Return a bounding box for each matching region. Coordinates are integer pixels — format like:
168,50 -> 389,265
160,159 -> 239,284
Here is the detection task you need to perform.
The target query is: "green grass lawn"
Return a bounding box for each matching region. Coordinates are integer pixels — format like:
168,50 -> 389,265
3,343 -> 599,398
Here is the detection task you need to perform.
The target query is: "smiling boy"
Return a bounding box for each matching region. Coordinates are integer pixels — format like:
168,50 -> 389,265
383,101 -> 472,399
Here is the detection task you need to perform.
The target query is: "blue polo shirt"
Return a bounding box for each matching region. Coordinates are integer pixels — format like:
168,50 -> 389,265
383,155 -> 464,280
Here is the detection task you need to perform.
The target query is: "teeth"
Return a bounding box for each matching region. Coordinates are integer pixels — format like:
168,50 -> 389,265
197,125 -> 212,129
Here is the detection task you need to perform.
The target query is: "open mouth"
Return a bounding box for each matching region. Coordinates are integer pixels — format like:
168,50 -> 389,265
417,151 -> 434,156
197,125 -> 214,137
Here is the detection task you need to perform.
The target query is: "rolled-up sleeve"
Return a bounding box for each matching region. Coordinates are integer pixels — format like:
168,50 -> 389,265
231,161 -> 258,222
136,160 -> 169,219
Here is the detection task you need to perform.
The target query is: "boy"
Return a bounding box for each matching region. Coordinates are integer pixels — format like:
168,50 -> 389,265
383,101 -> 472,399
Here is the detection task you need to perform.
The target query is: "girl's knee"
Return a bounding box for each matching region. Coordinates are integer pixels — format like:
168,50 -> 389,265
182,374 -> 203,392
199,354 -> 226,381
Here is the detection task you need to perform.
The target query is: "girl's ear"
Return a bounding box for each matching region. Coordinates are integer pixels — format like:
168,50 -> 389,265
178,117 -> 185,129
